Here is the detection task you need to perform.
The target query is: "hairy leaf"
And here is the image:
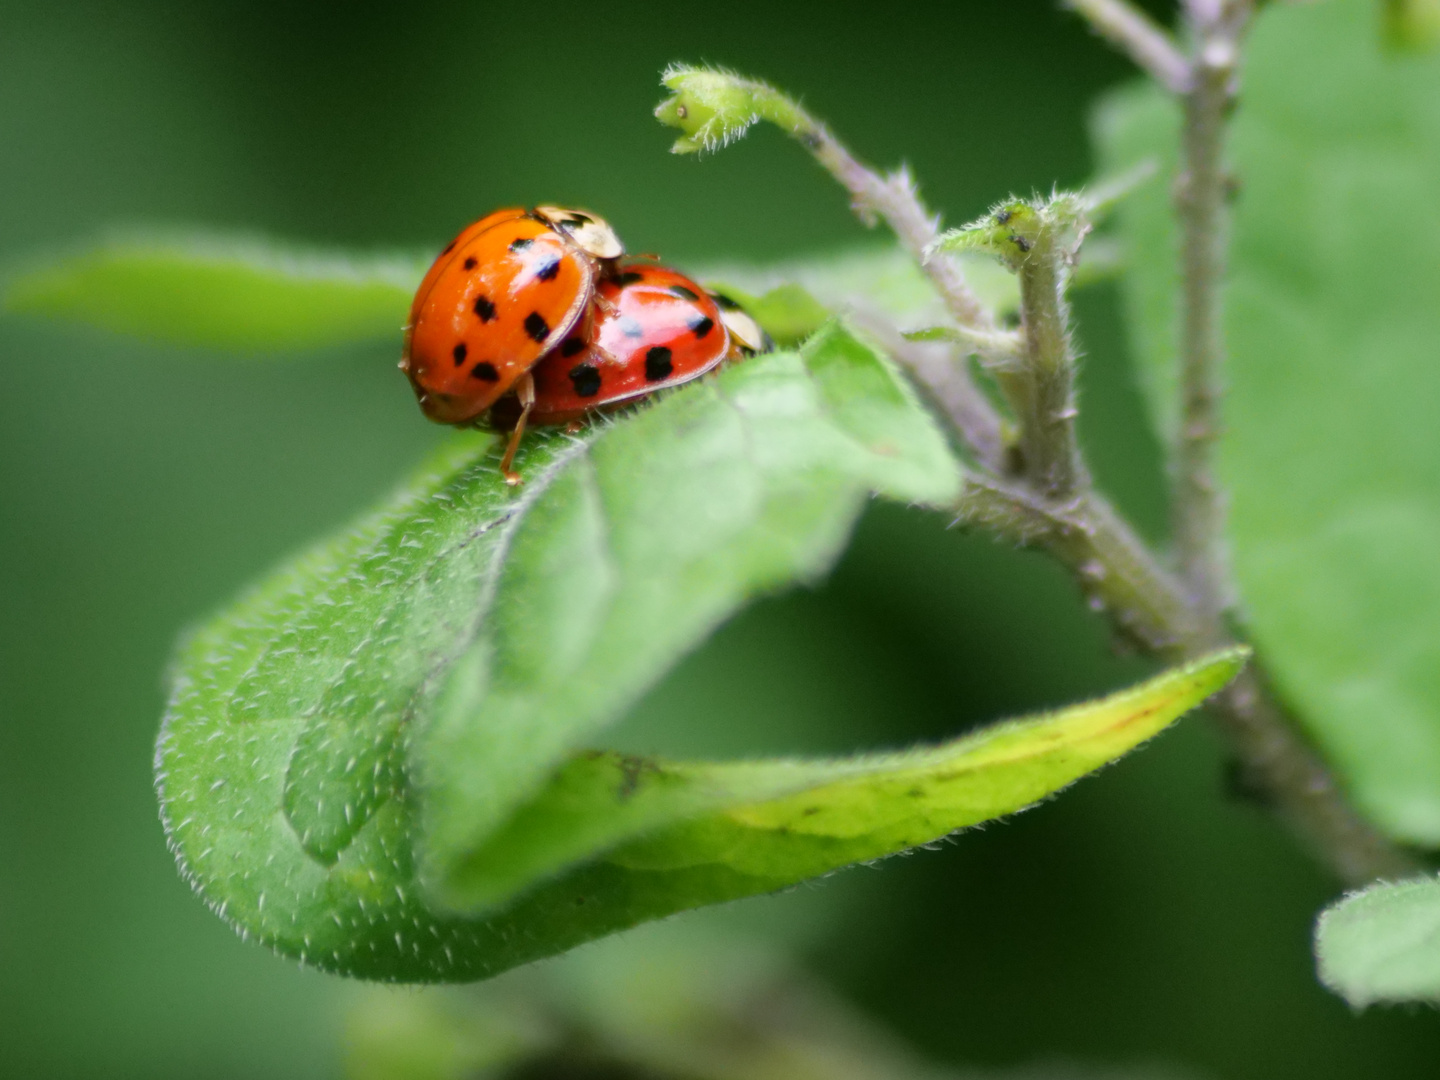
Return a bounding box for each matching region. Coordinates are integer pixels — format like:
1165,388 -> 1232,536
4,233 -> 418,349
1316,875 -> 1440,1006
1094,0 -> 1440,844
159,324 -> 944,979
157,311 -> 1240,981
428,651 -> 1245,916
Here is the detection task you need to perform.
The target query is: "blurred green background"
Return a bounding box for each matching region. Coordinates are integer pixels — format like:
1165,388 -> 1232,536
1,0 -> 1436,1076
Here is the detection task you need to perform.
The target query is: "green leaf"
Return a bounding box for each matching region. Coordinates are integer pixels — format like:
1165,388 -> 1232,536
429,650 -> 1245,917
1316,874 -> 1440,1006
159,324 -> 947,978
4,233 -> 419,350
411,323 -> 962,910
1093,0 -> 1440,844
157,311 -> 1241,982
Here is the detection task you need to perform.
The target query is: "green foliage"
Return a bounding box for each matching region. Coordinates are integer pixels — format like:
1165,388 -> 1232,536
1316,875 -> 1440,1007
157,314 -> 1240,982
932,194 -> 1088,272
4,233 -> 418,350
1094,0 -> 1440,846
1384,0 -> 1440,51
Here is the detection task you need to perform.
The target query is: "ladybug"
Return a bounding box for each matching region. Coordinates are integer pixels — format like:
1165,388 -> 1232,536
400,206 -> 624,482
514,263 -> 767,427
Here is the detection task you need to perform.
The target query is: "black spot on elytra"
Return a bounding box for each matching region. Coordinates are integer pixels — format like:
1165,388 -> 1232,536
710,292 -> 741,310
463,256 -> 478,270
613,270 -> 644,287
689,315 -> 714,339
667,284 -> 700,301
473,295 -> 497,322
560,336 -> 587,358
452,342 -> 468,365
569,363 -> 602,397
644,346 -> 673,381
441,240 -> 456,255
524,312 -> 550,342
534,256 -> 561,281
509,237 -> 533,252
471,361 -> 499,381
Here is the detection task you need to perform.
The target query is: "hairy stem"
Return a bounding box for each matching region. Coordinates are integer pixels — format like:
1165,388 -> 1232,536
955,479 -> 1420,882
1012,228 -> 1087,499
775,113 -> 996,332
1174,0 -> 1249,631
849,311 -> 1010,475
661,58 -> 1416,884
1064,0 -> 1191,92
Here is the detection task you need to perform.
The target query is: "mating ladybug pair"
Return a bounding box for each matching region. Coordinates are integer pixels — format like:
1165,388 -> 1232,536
400,205 -> 765,485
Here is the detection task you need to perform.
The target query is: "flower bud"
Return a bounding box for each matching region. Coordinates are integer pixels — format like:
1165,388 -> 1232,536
655,65 -> 774,153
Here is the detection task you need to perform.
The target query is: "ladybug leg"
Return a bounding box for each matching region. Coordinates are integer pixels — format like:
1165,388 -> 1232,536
499,372 -> 535,487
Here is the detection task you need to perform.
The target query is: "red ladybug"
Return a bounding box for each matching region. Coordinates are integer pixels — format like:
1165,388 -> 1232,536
518,263 -> 767,426
400,206 -> 623,481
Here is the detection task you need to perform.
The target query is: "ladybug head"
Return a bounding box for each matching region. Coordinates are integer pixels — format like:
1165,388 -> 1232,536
533,205 -> 624,262
710,293 -> 770,355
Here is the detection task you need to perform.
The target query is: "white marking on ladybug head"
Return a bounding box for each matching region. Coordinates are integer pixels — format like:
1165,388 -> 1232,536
534,205 -> 624,261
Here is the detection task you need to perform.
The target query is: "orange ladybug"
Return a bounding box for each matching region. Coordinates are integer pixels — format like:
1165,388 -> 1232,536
498,263 -> 768,427
400,206 -> 623,482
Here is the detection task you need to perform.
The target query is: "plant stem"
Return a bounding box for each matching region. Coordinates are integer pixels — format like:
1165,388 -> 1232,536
1063,0 -> 1192,92
777,118 -> 995,332
957,478 -> 1198,651
849,311 -> 1010,475
1010,226 -> 1087,499
738,56 -> 1416,885
955,479 -> 1420,883
1173,0 -> 1249,632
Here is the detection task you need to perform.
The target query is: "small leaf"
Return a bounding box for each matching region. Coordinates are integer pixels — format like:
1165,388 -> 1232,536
4,232 -> 419,350
932,194 -> 1089,271
1316,874 -> 1440,1006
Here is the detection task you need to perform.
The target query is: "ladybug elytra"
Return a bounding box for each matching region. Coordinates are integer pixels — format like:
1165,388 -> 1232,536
399,206 -> 623,474
522,263 -> 750,426
402,207 -> 767,485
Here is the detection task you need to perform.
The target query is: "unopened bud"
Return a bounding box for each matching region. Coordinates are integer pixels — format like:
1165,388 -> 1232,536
655,65 -> 767,153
